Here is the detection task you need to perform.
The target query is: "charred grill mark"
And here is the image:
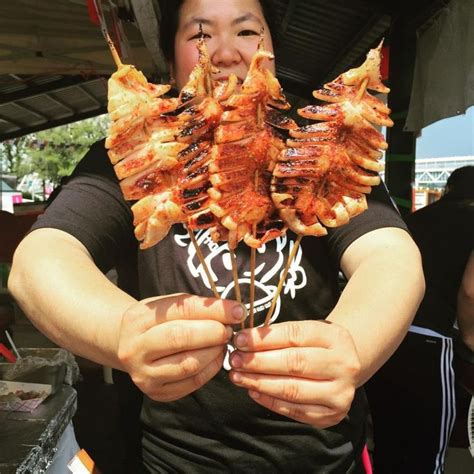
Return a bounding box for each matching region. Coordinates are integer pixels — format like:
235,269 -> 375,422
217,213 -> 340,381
184,149 -> 209,169
264,109 -> 297,129
136,172 -> 161,192
186,201 -> 202,211
184,165 -> 208,181
178,141 -> 200,158
180,91 -> 195,103
196,212 -> 214,226
181,184 -> 210,199
179,118 -> 206,138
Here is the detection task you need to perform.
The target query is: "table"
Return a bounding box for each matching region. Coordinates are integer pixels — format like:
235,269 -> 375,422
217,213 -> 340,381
0,385 -> 77,473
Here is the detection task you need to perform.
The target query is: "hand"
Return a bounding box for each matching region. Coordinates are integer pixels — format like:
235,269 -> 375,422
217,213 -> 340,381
118,293 -> 246,402
228,320 -> 361,428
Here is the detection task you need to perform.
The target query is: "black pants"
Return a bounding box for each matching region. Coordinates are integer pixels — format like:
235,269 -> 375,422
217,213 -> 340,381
365,329 -> 456,474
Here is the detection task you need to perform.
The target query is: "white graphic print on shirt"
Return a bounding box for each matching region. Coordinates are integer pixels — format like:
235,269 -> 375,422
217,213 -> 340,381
175,227 -> 308,369
174,228 -> 308,326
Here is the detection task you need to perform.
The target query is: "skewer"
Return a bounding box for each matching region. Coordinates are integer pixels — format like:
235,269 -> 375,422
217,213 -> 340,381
248,165 -> 261,328
263,234 -> 303,326
92,0 -> 123,69
229,249 -> 242,303
5,330 -> 21,360
356,78 -> 369,102
229,248 -> 244,329
249,240 -> 257,328
105,31 -> 123,69
103,17 -> 219,300
187,228 -> 220,299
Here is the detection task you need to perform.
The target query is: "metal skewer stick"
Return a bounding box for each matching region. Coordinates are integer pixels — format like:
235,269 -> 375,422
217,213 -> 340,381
5,330 -> 21,360
187,228 -> 220,299
263,234 -> 303,326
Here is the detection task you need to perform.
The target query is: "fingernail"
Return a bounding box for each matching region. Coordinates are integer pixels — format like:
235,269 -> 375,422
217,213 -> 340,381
226,326 -> 234,340
234,332 -> 248,348
249,390 -> 260,399
231,371 -> 242,383
230,353 -> 242,368
232,303 -> 247,322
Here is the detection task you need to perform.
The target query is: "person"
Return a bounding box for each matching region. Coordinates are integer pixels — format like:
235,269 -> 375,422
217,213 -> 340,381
7,0 -> 425,472
365,165 -> 474,474
457,250 -> 474,352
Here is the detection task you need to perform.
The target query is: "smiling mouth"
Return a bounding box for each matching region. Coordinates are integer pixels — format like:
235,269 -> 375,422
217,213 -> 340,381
213,76 -> 243,84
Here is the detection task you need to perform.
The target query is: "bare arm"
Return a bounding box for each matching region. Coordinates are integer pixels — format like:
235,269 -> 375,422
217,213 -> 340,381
457,251 -> 474,351
329,227 -> 425,384
9,228 -> 245,401
228,226 -> 425,428
8,228 -> 136,369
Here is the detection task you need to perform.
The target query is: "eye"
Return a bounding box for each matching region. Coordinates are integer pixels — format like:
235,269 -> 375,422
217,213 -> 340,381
238,29 -> 259,37
189,32 -> 211,40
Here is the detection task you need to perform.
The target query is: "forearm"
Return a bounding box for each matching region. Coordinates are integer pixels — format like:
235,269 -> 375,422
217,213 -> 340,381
327,228 -> 425,385
457,251 -> 474,351
8,229 -> 136,369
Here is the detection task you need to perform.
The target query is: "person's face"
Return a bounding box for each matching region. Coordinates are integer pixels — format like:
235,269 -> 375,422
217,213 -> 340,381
173,0 -> 275,90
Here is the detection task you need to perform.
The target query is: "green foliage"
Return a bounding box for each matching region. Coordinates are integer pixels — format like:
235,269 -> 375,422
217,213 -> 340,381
0,137 -> 30,176
0,115 -> 109,185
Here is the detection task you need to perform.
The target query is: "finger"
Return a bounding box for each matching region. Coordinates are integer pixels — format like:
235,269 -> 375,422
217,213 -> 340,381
229,371 -> 354,409
126,293 -> 247,332
245,391 -> 345,429
141,320 -> 233,360
145,345 -> 226,383
230,347 -> 344,379
146,349 -> 226,402
233,320 -> 343,352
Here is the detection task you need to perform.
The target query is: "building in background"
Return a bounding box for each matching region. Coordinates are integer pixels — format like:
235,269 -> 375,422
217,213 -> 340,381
412,105 -> 473,210
413,155 -> 474,209
0,176 -> 22,213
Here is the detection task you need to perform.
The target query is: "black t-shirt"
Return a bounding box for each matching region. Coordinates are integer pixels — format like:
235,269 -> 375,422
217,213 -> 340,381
405,197 -> 474,336
32,140 -> 408,473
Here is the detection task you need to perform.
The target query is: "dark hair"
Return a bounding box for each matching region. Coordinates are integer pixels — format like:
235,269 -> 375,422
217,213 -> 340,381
157,0 -> 280,62
445,166 -> 474,199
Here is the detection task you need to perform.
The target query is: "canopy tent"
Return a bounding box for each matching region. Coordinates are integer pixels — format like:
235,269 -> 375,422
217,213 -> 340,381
0,0 -> 450,141
405,0 -> 474,132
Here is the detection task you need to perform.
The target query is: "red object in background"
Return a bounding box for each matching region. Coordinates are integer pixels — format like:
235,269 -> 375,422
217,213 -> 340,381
381,45 -> 390,81
87,0 -> 100,25
0,343 -> 16,362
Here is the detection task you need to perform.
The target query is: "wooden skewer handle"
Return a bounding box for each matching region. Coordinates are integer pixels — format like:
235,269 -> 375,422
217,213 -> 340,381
188,228 -> 220,299
263,235 -> 302,326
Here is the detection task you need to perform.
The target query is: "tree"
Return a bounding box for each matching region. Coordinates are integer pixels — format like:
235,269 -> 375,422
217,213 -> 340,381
25,115 -> 109,185
0,136 -> 31,176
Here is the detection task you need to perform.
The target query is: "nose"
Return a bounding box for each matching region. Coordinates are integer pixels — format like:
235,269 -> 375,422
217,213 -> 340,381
210,40 -> 241,68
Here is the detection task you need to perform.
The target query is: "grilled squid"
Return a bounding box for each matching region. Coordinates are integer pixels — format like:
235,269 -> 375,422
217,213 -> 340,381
207,39 -> 296,249
271,42 -> 393,236
106,38 -> 223,248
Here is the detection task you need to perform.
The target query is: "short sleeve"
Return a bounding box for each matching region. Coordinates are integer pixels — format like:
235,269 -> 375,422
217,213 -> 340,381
30,140 -> 136,273
325,181 -> 409,266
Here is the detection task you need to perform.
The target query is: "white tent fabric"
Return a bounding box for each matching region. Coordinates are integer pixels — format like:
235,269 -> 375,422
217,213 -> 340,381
405,0 -> 474,132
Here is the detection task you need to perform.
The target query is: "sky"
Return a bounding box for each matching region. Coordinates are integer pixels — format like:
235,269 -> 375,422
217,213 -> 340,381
416,106 -> 474,159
